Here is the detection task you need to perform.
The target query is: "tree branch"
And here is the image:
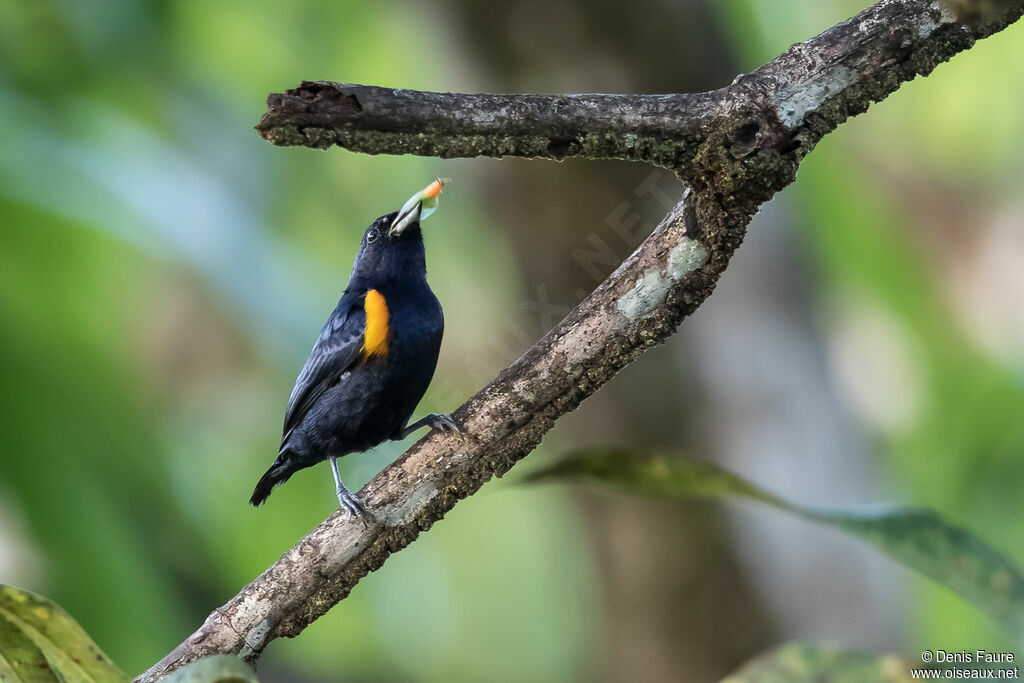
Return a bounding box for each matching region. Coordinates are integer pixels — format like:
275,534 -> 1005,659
140,1 -> 1023,680
255,1 -> 1020,175
256,85 -> 717,167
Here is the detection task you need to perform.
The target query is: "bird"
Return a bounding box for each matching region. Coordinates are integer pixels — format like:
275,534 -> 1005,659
250,178 -> 458,515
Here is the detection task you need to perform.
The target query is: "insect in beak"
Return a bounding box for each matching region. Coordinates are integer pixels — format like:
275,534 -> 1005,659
390,177 -> 449,236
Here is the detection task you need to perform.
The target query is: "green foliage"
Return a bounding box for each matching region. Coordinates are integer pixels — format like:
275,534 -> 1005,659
529,449 -> 1024,644
0,584 -> 129,683
722,642 -> 910,683
0,586 -> 255,683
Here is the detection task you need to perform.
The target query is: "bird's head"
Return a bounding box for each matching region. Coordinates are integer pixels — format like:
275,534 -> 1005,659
351,178 -> 449,282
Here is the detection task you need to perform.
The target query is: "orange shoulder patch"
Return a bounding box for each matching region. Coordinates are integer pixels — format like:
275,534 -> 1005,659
361,289 -> 390,359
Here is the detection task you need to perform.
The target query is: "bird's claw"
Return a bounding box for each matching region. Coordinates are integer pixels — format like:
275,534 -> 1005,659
395,412 -> 462,440
426,412 -> 460,435
336,487 -> 366,520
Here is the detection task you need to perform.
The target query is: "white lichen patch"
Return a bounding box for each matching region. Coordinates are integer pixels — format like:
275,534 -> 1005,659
240,619 -> 272,658
376,479 -> 439,526
668,238 -> 709,279
511,377 -> 536,403
776,65 -> 855,127
616,236 -> 708,320
934,3 -> 957,26
617,270 -> 668,320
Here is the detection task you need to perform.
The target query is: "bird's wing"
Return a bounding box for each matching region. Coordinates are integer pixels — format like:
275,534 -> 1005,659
281,294 -> 367,443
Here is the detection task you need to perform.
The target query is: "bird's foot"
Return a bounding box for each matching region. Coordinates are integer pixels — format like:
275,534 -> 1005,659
424,412 -> 460,435
336,485 -> 366,520
397,412 -> 461,440
329,457 -> 366,523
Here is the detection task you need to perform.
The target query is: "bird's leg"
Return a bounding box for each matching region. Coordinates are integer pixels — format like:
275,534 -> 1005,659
396,413 -> 460,440
329,457 -> 364,518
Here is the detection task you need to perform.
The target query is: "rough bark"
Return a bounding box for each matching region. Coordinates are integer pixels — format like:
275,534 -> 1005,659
138,1 -> 1024,680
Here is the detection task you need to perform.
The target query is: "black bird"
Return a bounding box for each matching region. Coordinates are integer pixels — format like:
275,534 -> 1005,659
250,179 -> 457,515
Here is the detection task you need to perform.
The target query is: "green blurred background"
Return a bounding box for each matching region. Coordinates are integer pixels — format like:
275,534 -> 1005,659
1,1 -> 1022,681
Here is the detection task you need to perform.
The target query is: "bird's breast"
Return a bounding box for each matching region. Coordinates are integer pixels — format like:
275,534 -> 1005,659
360,289 -> 390,360
361,285 -> 443,364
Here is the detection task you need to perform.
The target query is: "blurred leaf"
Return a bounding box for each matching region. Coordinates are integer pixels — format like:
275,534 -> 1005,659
527,447 -> 785,506
0,584 -> 129,682
0,606 -> 53,682
722,642 -> 911,683
528,448 -> 1024,643
164,655 -> 258,683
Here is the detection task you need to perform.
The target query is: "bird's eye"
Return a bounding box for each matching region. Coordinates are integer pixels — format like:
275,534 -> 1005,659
366,228 -> 380,243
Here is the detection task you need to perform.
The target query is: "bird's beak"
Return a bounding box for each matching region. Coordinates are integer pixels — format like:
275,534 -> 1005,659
390,177 -> 449,236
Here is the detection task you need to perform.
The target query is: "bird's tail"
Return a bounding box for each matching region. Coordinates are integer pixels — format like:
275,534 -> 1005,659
249,451 -> 298,507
